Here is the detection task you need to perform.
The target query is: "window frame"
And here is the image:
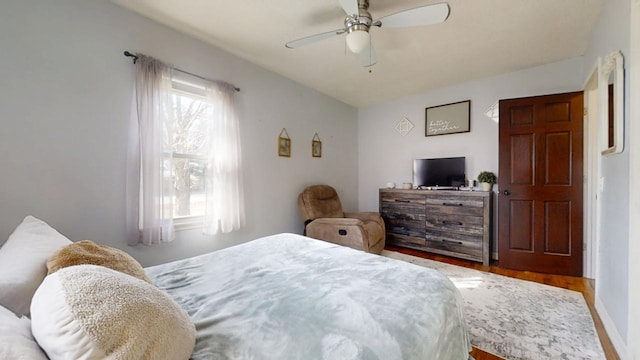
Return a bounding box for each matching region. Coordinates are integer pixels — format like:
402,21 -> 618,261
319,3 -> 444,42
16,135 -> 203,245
167,76 -> 211,230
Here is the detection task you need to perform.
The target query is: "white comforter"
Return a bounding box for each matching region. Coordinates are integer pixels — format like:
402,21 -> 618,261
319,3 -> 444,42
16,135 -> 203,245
146,233 -> 470,360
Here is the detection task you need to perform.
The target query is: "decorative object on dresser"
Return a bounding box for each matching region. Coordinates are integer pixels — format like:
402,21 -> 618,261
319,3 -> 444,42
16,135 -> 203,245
465,179 -> 477,189
379,188 -> 493,266
477,171 -> 497,191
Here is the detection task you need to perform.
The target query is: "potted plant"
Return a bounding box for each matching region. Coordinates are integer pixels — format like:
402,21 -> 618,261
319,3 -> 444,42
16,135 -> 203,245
477,171 -> 497,191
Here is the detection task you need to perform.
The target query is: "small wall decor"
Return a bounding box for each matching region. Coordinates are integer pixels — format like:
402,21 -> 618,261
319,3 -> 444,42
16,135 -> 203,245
278,128 -> 291,157
600,50 -> 624,156
312,133 -> 322,158
395,117 -> 414,136
485,101 -> 499,122
425,100 -> 471,136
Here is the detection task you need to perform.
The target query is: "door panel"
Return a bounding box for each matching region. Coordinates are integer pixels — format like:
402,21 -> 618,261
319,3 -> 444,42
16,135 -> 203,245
499,91 -> 583,276
544,201 -> 571,255
509,200 -> 534,251
510,105 -> 534,125
545,101 -> 571,123
544,132 -> 572,185
511,134 -> 535,184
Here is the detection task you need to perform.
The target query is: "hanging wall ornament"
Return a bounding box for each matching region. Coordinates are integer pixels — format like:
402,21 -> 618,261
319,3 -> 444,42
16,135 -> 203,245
278,128 -> 291,157
312,133 -> 322,158
395,117 -> 414,136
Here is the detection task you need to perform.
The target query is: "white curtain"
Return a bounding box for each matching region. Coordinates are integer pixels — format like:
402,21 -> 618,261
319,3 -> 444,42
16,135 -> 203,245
203,82 -> 245,234
126,55 -> 175,245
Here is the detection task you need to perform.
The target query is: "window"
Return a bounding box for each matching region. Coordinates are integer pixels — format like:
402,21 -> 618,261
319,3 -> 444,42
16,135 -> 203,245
128,53 -> 245,245
165,77 -> 211,226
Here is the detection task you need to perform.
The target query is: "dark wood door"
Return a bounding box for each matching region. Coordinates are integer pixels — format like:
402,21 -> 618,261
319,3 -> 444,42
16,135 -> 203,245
498,91 -> 583,277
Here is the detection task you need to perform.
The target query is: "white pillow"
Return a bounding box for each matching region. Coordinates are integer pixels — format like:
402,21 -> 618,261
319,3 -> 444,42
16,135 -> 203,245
31,265 -> 196,360
0,304 -> 48,360
0,216 -> 72,315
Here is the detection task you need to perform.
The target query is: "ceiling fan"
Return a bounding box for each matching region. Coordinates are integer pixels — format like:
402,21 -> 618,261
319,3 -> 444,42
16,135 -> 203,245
285,0 -> 450,67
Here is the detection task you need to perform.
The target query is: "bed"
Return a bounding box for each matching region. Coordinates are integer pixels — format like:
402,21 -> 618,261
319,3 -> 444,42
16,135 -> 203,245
145,233 -> 471,359
0,216 -> 470,360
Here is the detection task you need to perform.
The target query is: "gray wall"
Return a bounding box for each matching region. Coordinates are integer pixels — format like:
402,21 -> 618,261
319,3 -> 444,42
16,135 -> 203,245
356,0 -> 632,354
0,0 -> 359,266
0,0 -> 633,355
582,0 -> 631,353
627,2 -> 640,358
356,57 -> 585,256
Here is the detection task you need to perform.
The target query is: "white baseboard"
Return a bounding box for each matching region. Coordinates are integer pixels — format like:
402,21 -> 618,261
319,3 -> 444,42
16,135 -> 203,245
595,296 -> 628,359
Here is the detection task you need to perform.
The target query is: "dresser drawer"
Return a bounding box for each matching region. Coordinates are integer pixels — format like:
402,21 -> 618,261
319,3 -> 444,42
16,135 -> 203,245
425,213 -> 484,236
386,233 -> 426,248
424,229 -> 483,261
385,219 -> 425,238
425,228 -> 482,247
381,194 -> 426,220
381,205 -> 425,221
381,193 -> 426,208
425,196 -> 484,216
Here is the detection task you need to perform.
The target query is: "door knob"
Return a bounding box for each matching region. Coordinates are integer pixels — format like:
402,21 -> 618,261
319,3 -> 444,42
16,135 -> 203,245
503,190 -> 511,196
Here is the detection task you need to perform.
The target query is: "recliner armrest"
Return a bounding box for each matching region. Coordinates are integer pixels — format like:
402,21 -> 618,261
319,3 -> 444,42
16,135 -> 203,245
306,218 -> 367,251
312,217 -> 364,227
344,212 -> 383,223
342,212 -> 385,254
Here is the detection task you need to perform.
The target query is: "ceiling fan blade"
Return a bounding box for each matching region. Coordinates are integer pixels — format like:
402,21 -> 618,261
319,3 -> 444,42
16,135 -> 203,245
376,2 -> 450,28
359,43 -> 377,67
285,28 -> 346,49
339,0 -> 359,16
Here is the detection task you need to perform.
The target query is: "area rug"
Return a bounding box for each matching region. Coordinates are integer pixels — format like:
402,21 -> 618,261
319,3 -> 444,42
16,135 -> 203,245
382,251 -> 606,360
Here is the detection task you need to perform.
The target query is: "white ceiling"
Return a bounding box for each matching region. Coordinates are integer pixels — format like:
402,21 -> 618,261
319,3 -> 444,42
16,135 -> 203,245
112,0 -> 603,108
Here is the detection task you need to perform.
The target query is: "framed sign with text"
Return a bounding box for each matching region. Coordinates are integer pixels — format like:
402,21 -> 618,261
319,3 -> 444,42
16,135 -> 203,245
425,100 -> 470,136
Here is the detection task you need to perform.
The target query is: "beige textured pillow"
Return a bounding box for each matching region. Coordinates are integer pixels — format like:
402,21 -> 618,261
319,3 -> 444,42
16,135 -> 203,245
47,240 -> 150,283
31,265 -> 195,360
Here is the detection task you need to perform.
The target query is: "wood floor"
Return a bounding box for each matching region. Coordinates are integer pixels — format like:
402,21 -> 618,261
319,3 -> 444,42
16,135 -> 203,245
385,245 -> 620,360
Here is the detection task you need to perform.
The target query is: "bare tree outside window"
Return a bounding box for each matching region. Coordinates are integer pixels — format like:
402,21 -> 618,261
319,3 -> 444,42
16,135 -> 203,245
166,91 -> 210,218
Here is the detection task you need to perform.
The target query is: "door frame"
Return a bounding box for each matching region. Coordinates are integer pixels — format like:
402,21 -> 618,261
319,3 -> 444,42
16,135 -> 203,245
628,0 -> 639,357
583,60 -> 602,280
496,89 -> 588,277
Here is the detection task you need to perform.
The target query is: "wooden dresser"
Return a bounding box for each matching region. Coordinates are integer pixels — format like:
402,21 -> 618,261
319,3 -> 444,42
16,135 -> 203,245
379,189 -> 493,266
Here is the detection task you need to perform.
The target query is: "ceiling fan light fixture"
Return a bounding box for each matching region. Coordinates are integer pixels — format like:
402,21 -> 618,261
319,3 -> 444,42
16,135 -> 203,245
346,30 -> 370,54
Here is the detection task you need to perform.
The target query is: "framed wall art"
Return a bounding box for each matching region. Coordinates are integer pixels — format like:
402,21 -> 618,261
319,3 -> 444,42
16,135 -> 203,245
425,100 -> 471,136
278,128 -> 291,157
600,50 -> 624,156
312,133 -> 322,158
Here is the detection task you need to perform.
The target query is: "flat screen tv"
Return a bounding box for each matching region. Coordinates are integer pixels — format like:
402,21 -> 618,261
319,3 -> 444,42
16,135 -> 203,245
413,157 -> 466,188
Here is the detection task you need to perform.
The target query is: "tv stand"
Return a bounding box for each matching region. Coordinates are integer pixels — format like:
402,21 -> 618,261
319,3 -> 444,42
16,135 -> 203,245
379,188 -> 493,266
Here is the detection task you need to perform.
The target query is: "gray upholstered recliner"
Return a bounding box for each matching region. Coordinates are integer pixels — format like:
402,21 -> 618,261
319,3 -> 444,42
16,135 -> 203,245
297,185 -> 385,254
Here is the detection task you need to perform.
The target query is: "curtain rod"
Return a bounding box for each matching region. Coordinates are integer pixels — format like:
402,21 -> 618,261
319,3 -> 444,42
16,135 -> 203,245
123,51 -> 240,92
